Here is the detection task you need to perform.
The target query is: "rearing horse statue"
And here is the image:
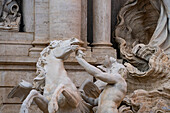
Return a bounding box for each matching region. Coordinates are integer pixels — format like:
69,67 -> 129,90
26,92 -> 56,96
8,38 -> 92,113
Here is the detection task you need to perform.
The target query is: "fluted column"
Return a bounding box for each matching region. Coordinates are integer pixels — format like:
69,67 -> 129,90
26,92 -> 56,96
49,0 -> 81,40
92,0 -> 112,47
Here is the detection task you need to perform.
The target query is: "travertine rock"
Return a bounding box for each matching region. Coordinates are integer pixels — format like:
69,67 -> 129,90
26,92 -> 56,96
115,0 -> 170,112
119,89 -> 170,113
49,0 -> 81,40
115,0 -> 170,94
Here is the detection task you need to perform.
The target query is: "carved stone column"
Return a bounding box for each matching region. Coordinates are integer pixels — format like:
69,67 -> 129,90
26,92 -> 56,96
81,0 -> 88,47
49,0 -> 81,40
92,0 -> 116,61
93,0 -> 112,47
29,0 -> 49,57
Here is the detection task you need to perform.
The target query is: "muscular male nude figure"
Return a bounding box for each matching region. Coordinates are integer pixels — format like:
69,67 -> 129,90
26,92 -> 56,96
76,50 -> 127,113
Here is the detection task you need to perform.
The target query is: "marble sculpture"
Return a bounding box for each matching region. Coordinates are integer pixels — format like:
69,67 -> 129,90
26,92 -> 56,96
8,38 -> 93,113
76,50 -> 127,113
7,0 -> 170,113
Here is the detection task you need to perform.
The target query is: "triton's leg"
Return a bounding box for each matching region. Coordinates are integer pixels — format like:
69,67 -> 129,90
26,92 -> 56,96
99,102 -> 118,113
20,89 -> 48,113
48,84 -> 65,113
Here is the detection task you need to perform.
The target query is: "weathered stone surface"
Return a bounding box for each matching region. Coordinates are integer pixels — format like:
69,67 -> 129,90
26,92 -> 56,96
0,32 -> 33,41
81,0 -> 88,46
0,88 -> 21,103
0,44 -> 32,56
0,70 -> 93,88
0,71 -> 35,86
23,0 -> 34,32
49,0 -> 81,40
93,0 -> 112,46
67,70 -> 93,87
92,47 -> 117,64
119,90 -> 170,113
0,105 -> 42,113
35,0 -> 49,41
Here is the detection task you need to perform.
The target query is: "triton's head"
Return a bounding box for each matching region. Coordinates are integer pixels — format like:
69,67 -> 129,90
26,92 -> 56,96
97,56 -> 127,78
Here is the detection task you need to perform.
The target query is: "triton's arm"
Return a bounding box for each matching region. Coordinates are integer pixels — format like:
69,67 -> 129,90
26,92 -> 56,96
76,50 -> 119,84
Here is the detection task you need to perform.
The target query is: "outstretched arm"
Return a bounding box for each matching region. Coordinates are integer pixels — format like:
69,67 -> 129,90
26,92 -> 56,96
76,53 -> 103,76
76,50 -> 118,84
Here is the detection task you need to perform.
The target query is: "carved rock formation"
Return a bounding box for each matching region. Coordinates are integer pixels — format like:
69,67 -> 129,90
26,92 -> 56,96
119,89 -> 170,113
115,0 -> 170,112
115,0 -> 170,94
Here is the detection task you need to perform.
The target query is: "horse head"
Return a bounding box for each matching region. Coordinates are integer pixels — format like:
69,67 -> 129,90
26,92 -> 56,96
50,38 -> 83,60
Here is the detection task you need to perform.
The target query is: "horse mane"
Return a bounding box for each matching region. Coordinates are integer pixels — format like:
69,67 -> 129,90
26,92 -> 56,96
33,40 -> 61,92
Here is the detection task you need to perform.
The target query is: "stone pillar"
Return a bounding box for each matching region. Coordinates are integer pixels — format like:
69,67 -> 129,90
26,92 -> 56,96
93,0 -> 112,47
81,0 -> 88,47
49,0 -> 81,41
92,0 -> 116,62
29,0 -> 49,57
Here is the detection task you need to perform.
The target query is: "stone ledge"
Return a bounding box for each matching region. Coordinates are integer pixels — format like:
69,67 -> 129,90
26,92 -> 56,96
0,56 -> 97,64
0,32 -> 34,41
1,104 -> 42,113
0,56 -> 37,65
0,41 -> 32,45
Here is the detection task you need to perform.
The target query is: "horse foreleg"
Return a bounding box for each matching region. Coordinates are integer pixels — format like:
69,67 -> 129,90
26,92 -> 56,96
34,96 -> 49,113
48,84 -> 65,113
48,84 -> 80,113
20,89 -> 48,113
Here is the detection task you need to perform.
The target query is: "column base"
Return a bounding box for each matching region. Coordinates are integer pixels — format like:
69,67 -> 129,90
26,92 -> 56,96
92,42 -> 113,47
29,40 -> 49,57
92,46 -> 117,64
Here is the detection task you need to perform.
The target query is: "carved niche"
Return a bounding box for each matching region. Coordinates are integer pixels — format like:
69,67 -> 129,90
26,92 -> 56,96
0,0 -> 21,31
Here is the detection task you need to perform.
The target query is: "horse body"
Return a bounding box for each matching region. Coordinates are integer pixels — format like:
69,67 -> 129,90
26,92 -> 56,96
8,38 -> 92,113
43,56 -> 77,101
